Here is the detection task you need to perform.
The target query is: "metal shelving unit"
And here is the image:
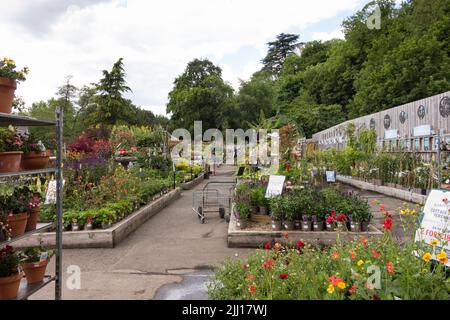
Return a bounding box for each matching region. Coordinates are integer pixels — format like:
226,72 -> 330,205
0,108 -> 63,300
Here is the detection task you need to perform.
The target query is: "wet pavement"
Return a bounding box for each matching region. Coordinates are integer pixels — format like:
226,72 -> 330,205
153,270 -> 214,300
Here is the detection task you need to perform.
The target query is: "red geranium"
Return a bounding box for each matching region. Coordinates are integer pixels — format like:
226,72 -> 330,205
383,218 -> 393,230
262,260 -> 274,269
264,242 -> 271,250
296,240 -> 304,248
337,214 -> 347,221
249,285 -> 256,294
371,248 -> 381,259
279,273 -> 289,280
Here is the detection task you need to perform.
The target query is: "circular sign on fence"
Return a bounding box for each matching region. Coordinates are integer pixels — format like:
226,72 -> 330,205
418,105 -> 426,119
439,96 -> 450,118
383,114 -> 391,129
399,111 -> 407,124
370,118 -> 376,130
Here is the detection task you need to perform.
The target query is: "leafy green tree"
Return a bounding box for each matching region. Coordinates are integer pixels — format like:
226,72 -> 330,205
167,58 -> 234,132
262,33 -> 300,77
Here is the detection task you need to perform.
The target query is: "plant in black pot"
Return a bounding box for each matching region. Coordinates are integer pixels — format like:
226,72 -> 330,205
311,197 -> 325,231
249,187 -> 263,215
269,195 -> 284,231
234,201 -> 250,230
283,196 -> 295,230
298,189 -> 314,231
352,199 -> 372,232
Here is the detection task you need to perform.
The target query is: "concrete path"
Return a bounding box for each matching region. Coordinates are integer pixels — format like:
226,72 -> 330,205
31,165 -> 251,300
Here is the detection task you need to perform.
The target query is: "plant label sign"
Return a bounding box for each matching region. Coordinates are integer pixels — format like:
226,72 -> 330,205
326,171 -> 336,183
414,189 -> 450,266
265,175 -> 285,198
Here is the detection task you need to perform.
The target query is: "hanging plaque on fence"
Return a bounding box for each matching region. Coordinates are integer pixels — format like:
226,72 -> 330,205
326,171 -> 336,183
414,189 -> 450,266
265,175 -> 285,198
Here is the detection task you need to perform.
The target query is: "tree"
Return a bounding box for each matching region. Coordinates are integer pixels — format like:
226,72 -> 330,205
166,58 -> 235,132
262,33 -> 300,77
92,58 -> 134,125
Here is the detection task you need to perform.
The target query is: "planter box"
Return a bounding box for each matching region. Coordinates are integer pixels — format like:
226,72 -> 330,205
13,188 -> 182,249
336,175 -> 426,205
181,173 -> 204,190
227,213 -> 383,248
250,214 -> 272,223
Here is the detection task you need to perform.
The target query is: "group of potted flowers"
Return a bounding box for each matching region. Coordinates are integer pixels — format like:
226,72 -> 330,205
0,57 -> 28,114
0,127 -> 50,173
233,181 -> 372,232
0,186 -> 43,241
0,245 -> 53,300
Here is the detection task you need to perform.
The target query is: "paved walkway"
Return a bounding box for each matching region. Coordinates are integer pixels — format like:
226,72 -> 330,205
32,165 -> 251,300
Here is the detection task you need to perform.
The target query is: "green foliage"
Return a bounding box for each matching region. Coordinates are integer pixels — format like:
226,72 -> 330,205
0,57 -> 28,82
235,202 -> 251,220
20,246 -> 54,263
269,195 -> 285,221
261,33 -> 300,77
0,246 -> 20,277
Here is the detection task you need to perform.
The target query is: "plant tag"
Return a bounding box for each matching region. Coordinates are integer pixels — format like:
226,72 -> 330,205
40,252 -> 48,261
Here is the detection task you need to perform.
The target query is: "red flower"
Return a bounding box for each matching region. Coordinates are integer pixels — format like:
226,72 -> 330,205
296,240 -> 305,248
264,242 -> 271,250
249,285 -> 256,294
350,251 -> 356,260
371,248 -> 381,259
242,264 -> 249,269
386,262 -> 394,275
337,214 -> 347,221
279,273 -> 289,279
331,210 -> 336,217
326,216 -> 333,224
327,275 -> 343,286
360,236 -> 367,247
248,274 -> 254,281
384,212 -> 393,219
383,218 -> 393,231
262,260 -> 274,269
349,285 -> 358,295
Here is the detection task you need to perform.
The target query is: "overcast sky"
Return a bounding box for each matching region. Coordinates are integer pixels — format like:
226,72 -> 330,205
1,0 -> 375,116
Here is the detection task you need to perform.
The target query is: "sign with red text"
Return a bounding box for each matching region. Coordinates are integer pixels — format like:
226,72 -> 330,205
414,189 -> 450,266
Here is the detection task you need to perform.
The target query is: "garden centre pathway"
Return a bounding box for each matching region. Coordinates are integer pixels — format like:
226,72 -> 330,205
31,165 -> 252,300
30,167 -> 412,300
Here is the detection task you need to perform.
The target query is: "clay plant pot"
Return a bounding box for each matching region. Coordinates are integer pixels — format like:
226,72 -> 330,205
21,260 -> 49,284
6,212 -> 29,238
0,272 -> 23,300
236,219 -> 247,230
0,151 -> 23,173
283,221 -> 294,230
0,77 -> 17,114
20,149 -> 51,171
25,209 -> 40,232
271,220 -> 282,231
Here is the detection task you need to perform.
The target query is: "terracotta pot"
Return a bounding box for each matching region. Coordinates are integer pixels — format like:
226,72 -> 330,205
20,149 -> 51,170
21,260 -> 49,284
6,212 -> 28,238
25,209 -> 40,232
0,77 -> 16,114
0,272 -> 23,300
0,151 -> 23,173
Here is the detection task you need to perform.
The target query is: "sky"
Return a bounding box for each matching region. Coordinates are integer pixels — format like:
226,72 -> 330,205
1,0 -> 377,116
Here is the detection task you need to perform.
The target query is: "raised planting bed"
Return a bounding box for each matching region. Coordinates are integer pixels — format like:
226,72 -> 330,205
13,188 -> 181,249
181,172 -> 204,190
227,213 -> 383,248
337,175 -> 426,204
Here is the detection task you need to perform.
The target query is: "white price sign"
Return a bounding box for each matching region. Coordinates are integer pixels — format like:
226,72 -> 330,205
326,171 -> 336,183
414,189 -> 450,266
265,175 -> 285,198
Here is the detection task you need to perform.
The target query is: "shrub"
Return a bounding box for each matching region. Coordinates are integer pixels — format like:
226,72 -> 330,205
235,202 -> 250,220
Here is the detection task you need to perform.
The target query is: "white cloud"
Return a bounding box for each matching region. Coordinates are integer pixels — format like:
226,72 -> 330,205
0,0 -> 366,116
311,28 -> 345,41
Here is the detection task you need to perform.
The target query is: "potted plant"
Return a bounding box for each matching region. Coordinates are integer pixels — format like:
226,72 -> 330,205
26,193 -> 41,232
353,202 -> 372,232
249,188 -> 261,215
234,201 -> 250,230
0,245 -> 23,300
19,133 -> 50,170
336,213 -> 348,231
283,196 -> 295,230
312,199 -> 325,231
269,195 -> 284,231
0,58 -> 28,114
0,127 -> 23,173
1,187 -> 29,238
326,211 -> 337,231
19,246 -> 54,284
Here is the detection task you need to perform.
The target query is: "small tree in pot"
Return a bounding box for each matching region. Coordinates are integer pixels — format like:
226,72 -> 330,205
249,187 -> 263,215
352,200 -> 372,232
0,245 -> 23,300
283,196 -> 296,230
19,246 -> 54,284
269,195 -> 284,231
234,201 -> 250,230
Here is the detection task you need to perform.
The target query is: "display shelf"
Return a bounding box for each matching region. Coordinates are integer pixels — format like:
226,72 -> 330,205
0,222 -> 54,247
0,113 -> 56,127
15,276 -> 55,300
0,168 -> 57,179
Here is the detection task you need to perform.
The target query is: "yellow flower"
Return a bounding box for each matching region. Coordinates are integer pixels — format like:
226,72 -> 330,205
422,252 -> 432,263
411,210 -> 416,215
337,281 -> 347,290
436,251 -> 448,264
421,268 -> 428,273
357,260 -> 364,266
430,239 -> 439,246
400,210 -> 405,215
327,284 -> 335,294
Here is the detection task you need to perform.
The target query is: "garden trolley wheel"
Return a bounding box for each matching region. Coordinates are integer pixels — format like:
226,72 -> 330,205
219,207 -> 225,219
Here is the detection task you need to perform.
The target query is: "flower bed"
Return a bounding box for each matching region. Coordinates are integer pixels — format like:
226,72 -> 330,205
211,203 -> 450,300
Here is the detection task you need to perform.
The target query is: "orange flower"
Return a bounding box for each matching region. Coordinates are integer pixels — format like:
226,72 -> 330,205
350,251 -> 356,260
248,274 -> 254,281
371,248 -> 381,259
360,236 -> 367,247
332,252 -> 340,260
386,262 -> 394,275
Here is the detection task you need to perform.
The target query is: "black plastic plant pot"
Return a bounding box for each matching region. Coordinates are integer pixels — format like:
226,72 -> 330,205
361,222 -> 369,232
313,220 -> 324,231
271,220 -> 282,231
283,221 -> 294,230
302,220 -> 312,231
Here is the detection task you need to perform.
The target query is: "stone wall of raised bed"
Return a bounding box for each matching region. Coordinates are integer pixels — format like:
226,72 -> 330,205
14,188 -> 181,249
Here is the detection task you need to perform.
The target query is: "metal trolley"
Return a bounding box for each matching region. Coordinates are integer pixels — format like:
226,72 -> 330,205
192,181 -> 235,223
